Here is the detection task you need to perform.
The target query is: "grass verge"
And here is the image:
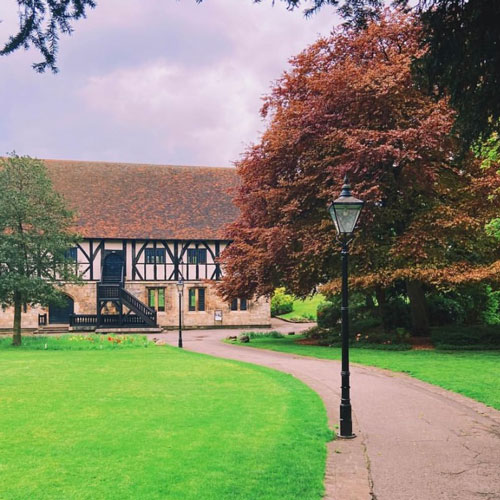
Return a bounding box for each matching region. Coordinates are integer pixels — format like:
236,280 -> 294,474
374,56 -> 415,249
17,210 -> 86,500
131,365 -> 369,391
0,340 -> 331,500
0,333 -> 152,350
278,294 -> 325,321
229,335 -> 500,410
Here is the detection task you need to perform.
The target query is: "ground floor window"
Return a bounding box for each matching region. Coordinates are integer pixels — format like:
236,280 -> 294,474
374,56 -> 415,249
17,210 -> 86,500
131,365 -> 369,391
148,288 -> 165,311
230,298 -> 248,311
188,288 -> 205,311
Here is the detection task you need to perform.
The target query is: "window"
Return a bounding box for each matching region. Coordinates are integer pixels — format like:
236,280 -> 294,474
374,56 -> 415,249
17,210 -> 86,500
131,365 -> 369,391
65,247 -> 77,261
188,288 -> 205,311
145,248 -> 166,264
230,298 -> 248,311
148,288 -> 165,311
187,248 -> 207,264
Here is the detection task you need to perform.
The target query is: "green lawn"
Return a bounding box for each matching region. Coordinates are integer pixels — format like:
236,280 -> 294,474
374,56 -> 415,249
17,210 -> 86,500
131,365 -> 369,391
0,338 -> 331,500
278,294 -> 325,321
234,336 -> 500,410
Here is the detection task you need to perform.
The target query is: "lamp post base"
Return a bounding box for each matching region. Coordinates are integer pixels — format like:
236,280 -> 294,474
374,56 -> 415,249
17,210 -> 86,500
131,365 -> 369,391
337,433 -> 357,439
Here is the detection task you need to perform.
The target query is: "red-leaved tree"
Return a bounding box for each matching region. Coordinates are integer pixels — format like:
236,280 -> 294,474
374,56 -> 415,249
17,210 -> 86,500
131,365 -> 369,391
218,10 -> 500,335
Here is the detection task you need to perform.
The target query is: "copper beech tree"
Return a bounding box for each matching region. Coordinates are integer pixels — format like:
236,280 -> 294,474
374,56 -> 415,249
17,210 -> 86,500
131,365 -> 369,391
218,11 -> 500,335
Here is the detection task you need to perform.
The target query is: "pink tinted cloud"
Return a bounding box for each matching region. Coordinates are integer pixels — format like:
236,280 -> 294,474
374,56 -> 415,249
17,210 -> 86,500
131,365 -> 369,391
0,0 -> 338,165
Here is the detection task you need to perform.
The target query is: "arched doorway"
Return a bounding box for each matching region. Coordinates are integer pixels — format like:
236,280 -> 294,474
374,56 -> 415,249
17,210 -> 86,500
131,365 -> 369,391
102,252 -> 124,282
49,295 -> 74,324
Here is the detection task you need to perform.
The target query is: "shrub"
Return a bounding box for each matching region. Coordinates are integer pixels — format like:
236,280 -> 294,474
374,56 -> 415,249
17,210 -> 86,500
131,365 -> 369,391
286,316 -> 313,323
428,294 -> 466,326
427,285 -> 500,326
245,331 -> 285,339
316,302 -> 340,328
455,284 -> 500,325
431,325 -> 500,349
351,317 -> 383,333
303,321 -> 411,349
303,326 -> 333,340
380,296 -> 411,330
271,288 -> 294,316
481,287 -> 500,325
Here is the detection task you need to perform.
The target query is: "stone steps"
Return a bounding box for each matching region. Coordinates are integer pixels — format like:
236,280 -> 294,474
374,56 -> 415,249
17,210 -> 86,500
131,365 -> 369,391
36,326 -> 70,334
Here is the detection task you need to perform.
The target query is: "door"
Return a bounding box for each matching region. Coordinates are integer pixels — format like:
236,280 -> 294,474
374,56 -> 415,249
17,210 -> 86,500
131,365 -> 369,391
102,251 -> 124,282
49,295 -> 74,324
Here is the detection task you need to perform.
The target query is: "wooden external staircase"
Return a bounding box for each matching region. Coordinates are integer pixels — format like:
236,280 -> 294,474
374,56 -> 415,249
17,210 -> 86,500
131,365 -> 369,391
69,257 -> 160,331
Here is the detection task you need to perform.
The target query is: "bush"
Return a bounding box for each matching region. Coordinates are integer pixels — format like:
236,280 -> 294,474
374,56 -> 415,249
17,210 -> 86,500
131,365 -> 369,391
302,321 -> 411,349
454,284 -> 500,325
431,325 -> 500,349
481,287 -> 500,325
286,316 -> 313,323
428,294 -> 466,326
245,331 -> 285,339
322,292 -> 374,324
271,288 -> 294,317
427,285 -> 500,327
380,296 -> 411,330
303,326 -> 334,340
351,317 -> 384,333
316,302 -> 340,328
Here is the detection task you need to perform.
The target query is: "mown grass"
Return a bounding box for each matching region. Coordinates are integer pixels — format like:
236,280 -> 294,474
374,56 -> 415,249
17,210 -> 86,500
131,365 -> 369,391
233,335 -> 500,410
278,294 -> 325,321
0,339 -> 331,500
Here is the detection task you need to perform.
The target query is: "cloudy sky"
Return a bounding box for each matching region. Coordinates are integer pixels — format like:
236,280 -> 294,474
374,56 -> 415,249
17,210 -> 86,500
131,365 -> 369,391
0,1 -> 338,166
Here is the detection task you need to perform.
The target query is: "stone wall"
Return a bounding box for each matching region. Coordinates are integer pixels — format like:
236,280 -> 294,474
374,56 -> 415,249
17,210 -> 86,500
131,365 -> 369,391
125,281 -> 271,329
0,281 -> 270,330
0,283 -> 96,331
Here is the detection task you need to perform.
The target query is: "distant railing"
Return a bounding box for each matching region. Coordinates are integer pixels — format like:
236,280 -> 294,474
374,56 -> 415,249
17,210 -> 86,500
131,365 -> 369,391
70,314 -> 149,327
69,314 -> 98,327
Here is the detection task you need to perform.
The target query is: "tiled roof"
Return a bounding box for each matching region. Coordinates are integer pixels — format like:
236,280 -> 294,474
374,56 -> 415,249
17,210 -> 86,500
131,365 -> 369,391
44,159 -> 239,240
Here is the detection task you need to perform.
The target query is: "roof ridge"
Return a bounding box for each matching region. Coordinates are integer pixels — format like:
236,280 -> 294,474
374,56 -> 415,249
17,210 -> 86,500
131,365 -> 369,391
42,158 -> 235,170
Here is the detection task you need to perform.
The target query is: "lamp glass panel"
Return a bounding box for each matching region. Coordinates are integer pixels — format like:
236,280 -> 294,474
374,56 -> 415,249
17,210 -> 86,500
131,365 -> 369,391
333,203 -> 362,234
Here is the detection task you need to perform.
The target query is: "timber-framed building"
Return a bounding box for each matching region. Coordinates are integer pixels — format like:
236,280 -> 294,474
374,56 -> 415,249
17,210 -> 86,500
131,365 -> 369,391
0,160 -> 270,331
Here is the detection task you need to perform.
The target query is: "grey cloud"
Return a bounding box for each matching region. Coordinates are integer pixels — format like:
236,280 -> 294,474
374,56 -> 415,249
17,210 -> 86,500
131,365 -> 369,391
0,0 -> 337,166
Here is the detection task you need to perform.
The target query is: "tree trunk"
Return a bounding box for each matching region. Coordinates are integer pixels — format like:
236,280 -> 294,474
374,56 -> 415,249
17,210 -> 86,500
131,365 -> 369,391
12,292 -> 22,346
365,293 -> 375,310
375,285 -> 390,331
406,280 -> 430,336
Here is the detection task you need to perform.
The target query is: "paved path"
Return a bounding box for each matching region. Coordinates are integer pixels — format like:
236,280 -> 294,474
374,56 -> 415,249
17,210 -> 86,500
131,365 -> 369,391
155,322 -> 500,500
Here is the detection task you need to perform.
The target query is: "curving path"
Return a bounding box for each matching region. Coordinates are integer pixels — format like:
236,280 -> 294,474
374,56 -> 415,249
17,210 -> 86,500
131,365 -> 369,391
157,322 -> 500,500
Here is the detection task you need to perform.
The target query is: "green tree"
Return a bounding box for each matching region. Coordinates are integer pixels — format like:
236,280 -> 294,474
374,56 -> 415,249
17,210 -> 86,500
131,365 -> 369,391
0,155 -> 81,346
0,0 -> 96,73
482,134 -> 500,240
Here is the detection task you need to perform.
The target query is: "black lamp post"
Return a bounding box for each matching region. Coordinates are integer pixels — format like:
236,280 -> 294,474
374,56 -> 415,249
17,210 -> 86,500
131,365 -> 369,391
176,279 -> 184,348
328,176 -> 364,439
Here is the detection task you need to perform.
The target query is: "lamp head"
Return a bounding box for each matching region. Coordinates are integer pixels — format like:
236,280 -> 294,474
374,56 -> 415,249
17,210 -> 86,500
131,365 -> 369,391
328,175 -> 364,235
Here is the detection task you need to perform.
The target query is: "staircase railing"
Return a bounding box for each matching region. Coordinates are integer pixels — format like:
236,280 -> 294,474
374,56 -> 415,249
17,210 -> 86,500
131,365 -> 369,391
119,287 -> 157,326
97,283 -> 120,299
97,261 -> 157,328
